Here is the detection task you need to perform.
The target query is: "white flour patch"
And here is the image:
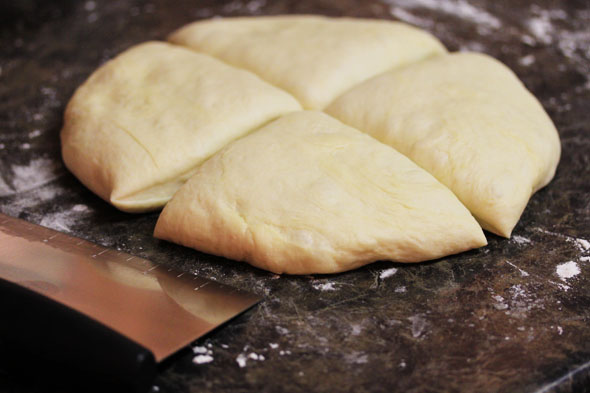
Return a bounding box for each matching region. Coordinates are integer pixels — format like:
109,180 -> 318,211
524,6 -> 590,85
534,228 -> 590,258
408,315 -> 427,338
395,286 -> 407,293
275,326 -> 289,335
350,324 -> 363,336
269,343 -> 279,349
527,15 -> 554,45
192,354 -> 213,364
312,282 -> 336,291
248,352 -> 265,361
236,352 -> 264,367
192,346 -> 210,355
557,326 -> 563,335
506,260 -> 530,277
575,238 -> 590,252
519,55 -> 536,67
72,204 -> 89,212
0,176 -> 11,196
512,235 -> 532,245
388,0 -> 501,30
2,158 -> 63,196
37,204 -> 93,233
85,1 -> 96,11
389,7 -> 434,28
379,268 -> 398,280
556,261 -> 580,281
344,351 -> 369,364
492,294 -> 508,310
28,129 -> 42,138
236,353 -> 247,368
0,184 -> 63,217
580,256 -> 590,262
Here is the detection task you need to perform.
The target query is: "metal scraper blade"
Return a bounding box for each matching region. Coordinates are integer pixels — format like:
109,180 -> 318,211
0,212 -> 261,362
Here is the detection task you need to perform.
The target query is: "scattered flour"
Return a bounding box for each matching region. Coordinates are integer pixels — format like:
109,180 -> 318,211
512,235 -> 532,245
236,353 -> 247,368
0,158 -> 63,197
408,315 -> 427,338
395,286 -> 407,293
389,7 -> 434,28
557,326 -> 563,335
236,352 -> 264,367
193,355 -> 213,364
556,261 -> 580,281
387,0 -> 501,30
492,295 -> 508,310
506,260 -> 530,277
28,129 -> 42,138
269,343 -> 279,349
312,282 -> 336,291
275,326 -> 289,335
575,238 -> 590,252
344,351 -> 369,364
38,204 -> 92,233
518,54 -> 536,67
192,346 -> 210,354
248,352 -> 265,361
350,324 -> 363,336
85,1 -> 96,11
524,5 -> 590,85
222,0 -> 266,14
379,268 -> 398,280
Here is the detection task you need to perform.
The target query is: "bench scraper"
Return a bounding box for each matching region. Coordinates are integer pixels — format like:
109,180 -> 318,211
0,213 -> 261,392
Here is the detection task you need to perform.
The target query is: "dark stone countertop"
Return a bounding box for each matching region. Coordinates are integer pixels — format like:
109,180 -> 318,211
1,0 -> 589,392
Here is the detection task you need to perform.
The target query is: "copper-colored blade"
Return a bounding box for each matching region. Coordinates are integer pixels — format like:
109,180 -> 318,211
0,213 -> 261,362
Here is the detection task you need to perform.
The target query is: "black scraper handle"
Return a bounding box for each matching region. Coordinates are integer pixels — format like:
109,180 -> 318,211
0,278 -> 157,393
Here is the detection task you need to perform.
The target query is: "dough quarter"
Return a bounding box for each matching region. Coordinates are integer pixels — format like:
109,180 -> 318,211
154,111 -> 487,274
61,41 -> 301,212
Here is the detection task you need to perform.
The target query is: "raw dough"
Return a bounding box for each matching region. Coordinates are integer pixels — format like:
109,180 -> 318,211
326,52 -> 561,237
61,41 -> 301,212
154,111 -> 487,275
168,15 -> 446,109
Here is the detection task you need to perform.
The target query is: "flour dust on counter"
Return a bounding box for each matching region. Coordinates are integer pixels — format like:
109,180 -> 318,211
0,157 -> 64,197
556,261 -> 581,282
385,0 -> 502,32
312,281 -> 337,291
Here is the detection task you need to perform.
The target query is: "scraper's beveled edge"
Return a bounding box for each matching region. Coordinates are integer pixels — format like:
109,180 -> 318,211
155,291 -> 262,362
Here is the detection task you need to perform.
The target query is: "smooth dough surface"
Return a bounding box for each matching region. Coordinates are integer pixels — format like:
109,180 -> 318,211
168,15 -> 446,109
154,111 -> 486,275
327,52 -> 561,237
61,41 -> 301,212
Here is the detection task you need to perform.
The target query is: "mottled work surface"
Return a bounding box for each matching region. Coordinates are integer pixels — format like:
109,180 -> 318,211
1,0 -> 589,392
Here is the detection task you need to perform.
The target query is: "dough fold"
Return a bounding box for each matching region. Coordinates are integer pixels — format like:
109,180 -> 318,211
154,111 -> 487,275
326,52 -> 561,237
168,15 -> 446,109
61,41 -> 301,212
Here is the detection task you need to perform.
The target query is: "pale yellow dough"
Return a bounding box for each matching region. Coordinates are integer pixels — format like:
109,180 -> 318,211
326,52 -> 561,237
61,41 -> 301,212
154,111 -> 487,275
168,15 -> 446,109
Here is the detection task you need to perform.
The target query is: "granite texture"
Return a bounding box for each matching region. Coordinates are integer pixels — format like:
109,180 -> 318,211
1,0 -> 589,392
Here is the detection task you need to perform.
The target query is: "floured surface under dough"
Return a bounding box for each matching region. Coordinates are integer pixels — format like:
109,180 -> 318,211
61,41 -> 301,212
169,15 -> 446,109
326,52 -> 561,237
154,111 -> 487,275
